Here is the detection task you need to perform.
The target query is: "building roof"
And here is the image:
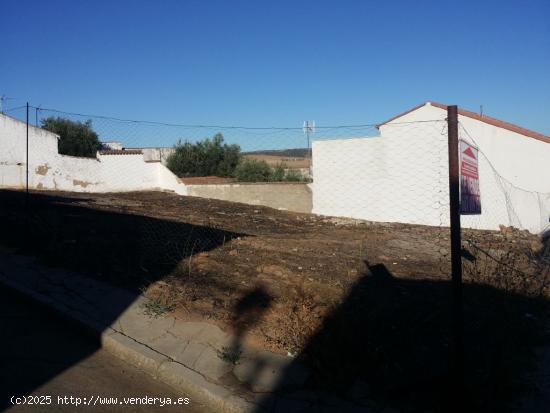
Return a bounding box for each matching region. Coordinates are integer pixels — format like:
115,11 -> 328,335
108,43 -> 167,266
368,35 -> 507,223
377,102 -> 550,144
98,149 -> 143,155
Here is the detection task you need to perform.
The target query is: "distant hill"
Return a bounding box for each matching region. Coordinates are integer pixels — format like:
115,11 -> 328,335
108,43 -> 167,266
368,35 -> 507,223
243,148 -> 309,157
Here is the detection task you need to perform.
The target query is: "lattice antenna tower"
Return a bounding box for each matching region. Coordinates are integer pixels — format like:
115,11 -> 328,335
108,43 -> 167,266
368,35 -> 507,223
0,95 -> 15,114
303,120 -> 315,174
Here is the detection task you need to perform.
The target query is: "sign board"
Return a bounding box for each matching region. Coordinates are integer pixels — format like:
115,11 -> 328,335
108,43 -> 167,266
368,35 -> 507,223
459,140 -> 481,215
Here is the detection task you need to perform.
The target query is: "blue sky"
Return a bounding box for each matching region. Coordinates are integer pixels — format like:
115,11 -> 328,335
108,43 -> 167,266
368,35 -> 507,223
2,0 -> 549,135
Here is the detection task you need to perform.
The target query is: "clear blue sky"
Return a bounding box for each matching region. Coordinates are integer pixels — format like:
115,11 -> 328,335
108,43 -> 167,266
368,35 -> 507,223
2,0 -> 549,134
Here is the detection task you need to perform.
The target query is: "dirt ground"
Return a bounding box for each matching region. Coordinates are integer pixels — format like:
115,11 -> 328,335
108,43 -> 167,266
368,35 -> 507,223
1,189 -> 548,411
9,193 -> 430,347
0,189 -> 543,352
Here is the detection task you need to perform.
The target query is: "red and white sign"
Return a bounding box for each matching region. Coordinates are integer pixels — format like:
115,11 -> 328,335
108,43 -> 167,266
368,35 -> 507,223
459,140 -> 481,215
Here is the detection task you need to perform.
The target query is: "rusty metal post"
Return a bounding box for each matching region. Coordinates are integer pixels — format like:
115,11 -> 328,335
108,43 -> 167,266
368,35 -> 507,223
447,105 -> 463,402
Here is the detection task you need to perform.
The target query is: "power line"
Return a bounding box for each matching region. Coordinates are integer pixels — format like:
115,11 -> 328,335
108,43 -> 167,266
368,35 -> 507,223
29,105 -> 443,131
3,105 -> 27,113
0,95 -> 16,113
30,106 -> 308,130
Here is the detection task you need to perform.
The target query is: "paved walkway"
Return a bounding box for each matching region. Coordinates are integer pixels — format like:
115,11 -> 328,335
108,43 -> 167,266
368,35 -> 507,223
0,285 -> 208,413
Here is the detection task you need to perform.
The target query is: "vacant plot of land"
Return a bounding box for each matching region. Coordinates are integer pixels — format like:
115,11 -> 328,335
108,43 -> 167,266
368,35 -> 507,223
1,189 -> 548,411
0,189 -> 449,349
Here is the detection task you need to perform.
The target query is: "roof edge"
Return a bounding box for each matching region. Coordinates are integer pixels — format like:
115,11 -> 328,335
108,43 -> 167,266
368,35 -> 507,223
377,102 -> 550,144
98,149 -> 143,155
1,112 -> 61,140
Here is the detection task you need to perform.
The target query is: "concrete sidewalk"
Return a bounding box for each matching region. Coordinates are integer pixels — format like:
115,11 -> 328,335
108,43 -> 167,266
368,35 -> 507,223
0,286 -> 208,413
0,248 -> 369,413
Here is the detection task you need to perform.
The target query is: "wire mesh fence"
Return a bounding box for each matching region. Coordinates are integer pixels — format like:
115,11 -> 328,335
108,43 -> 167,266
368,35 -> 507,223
1,103 -> 549,411
457,121 -> 550,298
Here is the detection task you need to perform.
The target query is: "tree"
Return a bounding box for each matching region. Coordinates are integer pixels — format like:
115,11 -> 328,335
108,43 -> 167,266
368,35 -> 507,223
41,117 -> 101,158
166,133 -> 241,177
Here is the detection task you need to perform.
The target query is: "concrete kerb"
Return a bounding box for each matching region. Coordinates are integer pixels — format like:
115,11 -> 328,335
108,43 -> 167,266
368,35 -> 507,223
0,262 -> 256,413
101,331 -> 254,413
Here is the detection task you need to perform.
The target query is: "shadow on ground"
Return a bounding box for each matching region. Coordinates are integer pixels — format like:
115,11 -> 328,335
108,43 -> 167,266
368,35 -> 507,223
252,262 -> 550,412
1,189 -> 549,412
0,189 -> 243,410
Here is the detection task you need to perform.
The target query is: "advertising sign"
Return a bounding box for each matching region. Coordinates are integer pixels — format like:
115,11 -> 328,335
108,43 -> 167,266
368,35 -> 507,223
459,140 -> 481,215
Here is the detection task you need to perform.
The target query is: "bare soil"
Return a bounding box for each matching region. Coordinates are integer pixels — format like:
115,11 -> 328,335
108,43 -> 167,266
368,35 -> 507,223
1,189 -> 548,411
0,190 -> 448,349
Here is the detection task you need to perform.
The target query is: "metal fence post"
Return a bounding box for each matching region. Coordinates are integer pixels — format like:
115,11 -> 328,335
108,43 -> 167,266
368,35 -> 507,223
447,105 -> 463,402
26,102 -> 29,198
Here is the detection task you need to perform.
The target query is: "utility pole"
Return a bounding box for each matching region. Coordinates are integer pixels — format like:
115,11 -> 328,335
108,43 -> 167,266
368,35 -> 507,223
24,102 -> 30,244
26,102 -> 30,200
447,105 -> 463,410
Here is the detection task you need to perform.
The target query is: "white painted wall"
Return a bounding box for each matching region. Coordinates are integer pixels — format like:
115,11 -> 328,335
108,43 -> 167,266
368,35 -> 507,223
136,147 -> 175,165
186,182 -> 312,213
312,103 -> 550,234
0,114 -> 187,195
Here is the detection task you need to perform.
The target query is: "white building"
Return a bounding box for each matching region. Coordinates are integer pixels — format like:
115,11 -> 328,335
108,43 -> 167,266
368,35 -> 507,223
125,146 -> 176,165
0,113 -> 187,195
311,102 -> 550,234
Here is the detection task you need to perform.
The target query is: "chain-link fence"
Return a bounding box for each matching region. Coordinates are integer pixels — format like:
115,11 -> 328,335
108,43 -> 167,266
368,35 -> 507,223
1,103 -> 549,411
456,121 -> 550,295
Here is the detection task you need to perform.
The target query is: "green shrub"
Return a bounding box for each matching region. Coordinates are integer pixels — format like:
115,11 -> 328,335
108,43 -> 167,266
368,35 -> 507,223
166,133 -> 241,177
270,163 -> 286,182
234,158 -> 273,182
284,169 -> 306,182
235,159 -> 309,182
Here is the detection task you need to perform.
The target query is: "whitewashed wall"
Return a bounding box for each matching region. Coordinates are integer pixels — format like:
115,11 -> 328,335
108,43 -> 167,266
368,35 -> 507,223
312,103 -> 550,234
138,147 -> 175,165
0,114 -> 187,195
187,182 -> 312,213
